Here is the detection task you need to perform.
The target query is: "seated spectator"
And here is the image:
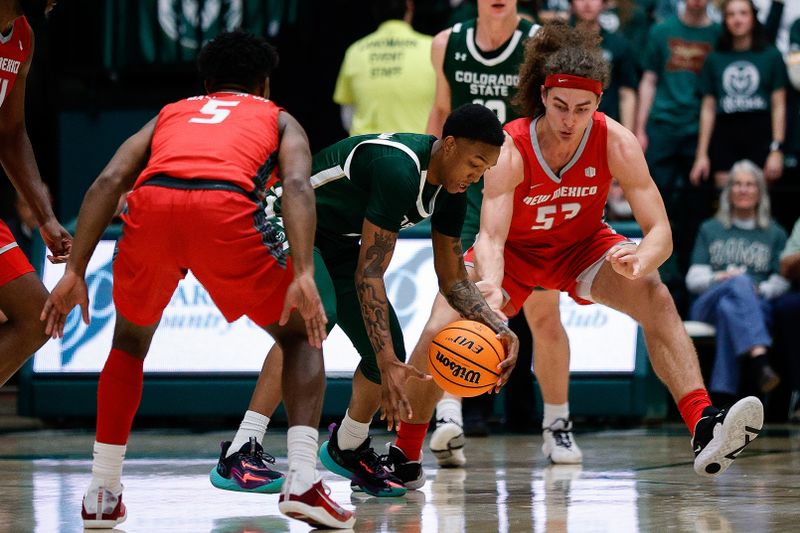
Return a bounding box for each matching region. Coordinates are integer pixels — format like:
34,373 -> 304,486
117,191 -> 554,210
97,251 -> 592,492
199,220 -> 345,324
690,0 -> 788,189
775,216 -> 800,421
686,160 -> 789,402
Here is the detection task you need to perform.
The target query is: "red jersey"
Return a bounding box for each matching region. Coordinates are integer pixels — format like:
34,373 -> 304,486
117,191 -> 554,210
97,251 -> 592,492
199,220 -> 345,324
504,112 -> 614,250
0,16 -> 32,110
135,92 -> 282,194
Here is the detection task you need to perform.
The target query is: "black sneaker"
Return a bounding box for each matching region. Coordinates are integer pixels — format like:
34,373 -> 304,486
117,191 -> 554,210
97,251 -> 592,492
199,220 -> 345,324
380,444 -> 426,490
319,423 -> 406,497
209,437 -> 284,493
691,397 -> 763,478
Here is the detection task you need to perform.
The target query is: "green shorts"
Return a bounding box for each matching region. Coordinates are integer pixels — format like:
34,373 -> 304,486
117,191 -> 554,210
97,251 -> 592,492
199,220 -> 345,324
314,236 -> 406,384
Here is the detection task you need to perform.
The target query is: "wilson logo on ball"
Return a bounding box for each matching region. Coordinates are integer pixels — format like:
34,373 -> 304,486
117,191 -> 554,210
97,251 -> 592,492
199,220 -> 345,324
435,351 -> 482,384
428,320 -> 505,397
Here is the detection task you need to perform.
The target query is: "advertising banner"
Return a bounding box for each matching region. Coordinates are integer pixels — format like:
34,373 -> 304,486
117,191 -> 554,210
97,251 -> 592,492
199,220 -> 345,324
34,239 -> 637,375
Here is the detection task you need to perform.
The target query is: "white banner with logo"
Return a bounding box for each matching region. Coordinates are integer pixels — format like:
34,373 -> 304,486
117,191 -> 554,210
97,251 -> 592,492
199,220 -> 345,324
33,239 -> 638,375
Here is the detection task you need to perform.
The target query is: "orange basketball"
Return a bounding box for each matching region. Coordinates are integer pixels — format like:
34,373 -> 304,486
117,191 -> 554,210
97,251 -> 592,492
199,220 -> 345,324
428,320 -> 505,397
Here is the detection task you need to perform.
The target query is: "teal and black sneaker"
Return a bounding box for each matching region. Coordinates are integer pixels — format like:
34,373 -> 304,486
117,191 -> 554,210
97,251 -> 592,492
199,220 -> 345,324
319,423 -> 406,497
209,437 -> 284,493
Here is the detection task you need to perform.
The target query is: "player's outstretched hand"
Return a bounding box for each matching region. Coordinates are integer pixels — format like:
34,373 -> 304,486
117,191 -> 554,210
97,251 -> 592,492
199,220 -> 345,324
606,243 -> 642,280
494,325 -> 519,393
40,269 -> 89,339
379,359 -> 431,431
39,219 -> 72,264
279,271 -> 328,348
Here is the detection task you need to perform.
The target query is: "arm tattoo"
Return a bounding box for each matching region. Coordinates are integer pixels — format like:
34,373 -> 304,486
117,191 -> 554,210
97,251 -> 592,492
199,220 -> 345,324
356,228 -> 397,356
444,279 -> 506,332
362,231 -> 396,278
450,237 -> 463,258
356,280 -> 389,353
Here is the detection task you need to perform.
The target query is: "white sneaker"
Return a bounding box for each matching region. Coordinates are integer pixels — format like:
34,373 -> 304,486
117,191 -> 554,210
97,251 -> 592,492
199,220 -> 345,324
429,420 -> 466,467
542,418 -> 583,464
691,397 -> 763,478
82,485 -> 127,529
278,470 -> 355,529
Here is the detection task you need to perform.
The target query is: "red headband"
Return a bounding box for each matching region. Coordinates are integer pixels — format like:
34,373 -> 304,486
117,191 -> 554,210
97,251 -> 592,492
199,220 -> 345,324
544,74 -> 603,95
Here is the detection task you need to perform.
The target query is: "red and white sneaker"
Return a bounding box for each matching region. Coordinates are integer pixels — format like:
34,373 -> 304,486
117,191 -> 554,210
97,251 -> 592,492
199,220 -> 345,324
82,486 -> 127,529
278,473 -> 355,529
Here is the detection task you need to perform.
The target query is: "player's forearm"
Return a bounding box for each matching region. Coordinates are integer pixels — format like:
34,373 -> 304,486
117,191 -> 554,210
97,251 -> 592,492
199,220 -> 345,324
635,224 -> 673,276
354,273 -> 397,369
442,279 -> 509,334
474,235 -> 505,288
68,176 -> 126,276
0,127 -> 57,226
280,177 -> 317,275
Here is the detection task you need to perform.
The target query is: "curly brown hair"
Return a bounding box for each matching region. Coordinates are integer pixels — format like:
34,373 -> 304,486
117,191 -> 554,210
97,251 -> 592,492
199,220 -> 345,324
512,21 -> 610,118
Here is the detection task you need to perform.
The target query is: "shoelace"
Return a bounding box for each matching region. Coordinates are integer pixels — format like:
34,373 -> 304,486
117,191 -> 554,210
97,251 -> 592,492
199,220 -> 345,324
435,417 -> 463,428
241,448 -> 277,469
552,430 -> 574,449
378,452 -> 398,472
356,447 -> 392,479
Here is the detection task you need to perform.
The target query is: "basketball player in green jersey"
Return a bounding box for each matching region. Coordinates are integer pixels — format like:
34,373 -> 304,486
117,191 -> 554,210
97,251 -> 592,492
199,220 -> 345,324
211,104 -> 519,497
403,0 -> 584,469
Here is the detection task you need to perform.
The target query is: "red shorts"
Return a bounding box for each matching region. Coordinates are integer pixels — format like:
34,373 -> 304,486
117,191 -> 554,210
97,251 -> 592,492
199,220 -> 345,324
466,225 -> 628,316
0,219 -> 35,287
113,186 -> 292,327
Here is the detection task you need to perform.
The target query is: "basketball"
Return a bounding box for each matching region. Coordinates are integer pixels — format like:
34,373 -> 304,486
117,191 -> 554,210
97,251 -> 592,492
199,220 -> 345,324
428,320 -> 505,397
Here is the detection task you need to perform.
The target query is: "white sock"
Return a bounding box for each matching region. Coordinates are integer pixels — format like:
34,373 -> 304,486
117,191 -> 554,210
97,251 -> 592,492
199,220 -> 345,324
286,425 -> 320,494
227,410 -> 270,457
436,398 -> 463,427
543,402 -> 570,429
337,409 -> 370,451
89,442 -> 126,495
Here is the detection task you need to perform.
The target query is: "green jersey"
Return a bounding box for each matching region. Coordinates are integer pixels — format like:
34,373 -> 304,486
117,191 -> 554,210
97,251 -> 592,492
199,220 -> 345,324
642,15 -> 721,132
309,133 -> 466,246
691,218 -> 788,285
443,17 -> 538,124
698,46 -> 787,115
442,17 -> 539,248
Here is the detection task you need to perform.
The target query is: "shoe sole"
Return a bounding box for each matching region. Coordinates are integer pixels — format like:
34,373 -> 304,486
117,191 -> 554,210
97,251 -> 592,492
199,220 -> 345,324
430,430 -> 466,468
404,470 -> 427,490
543,447 -> 583,465
209,467 -> 284,493
83,511 -> 127,529
279,500 -> 356,529
319,441 -> 407,497
353,474 -> 426,491
694,396 -> 763,478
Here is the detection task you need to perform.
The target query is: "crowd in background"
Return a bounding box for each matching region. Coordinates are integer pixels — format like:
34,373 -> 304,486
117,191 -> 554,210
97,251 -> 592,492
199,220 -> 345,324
1,0 -> 799,419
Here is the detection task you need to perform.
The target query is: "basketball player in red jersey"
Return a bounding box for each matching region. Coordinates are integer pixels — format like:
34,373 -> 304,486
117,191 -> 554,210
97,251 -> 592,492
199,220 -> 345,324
40,32 -> 354,529
0,0 -> 71,386
473,22 -> 763,477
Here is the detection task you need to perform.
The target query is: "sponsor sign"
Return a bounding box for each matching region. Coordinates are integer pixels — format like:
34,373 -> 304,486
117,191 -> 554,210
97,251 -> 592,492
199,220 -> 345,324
33,239 -> 638,375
